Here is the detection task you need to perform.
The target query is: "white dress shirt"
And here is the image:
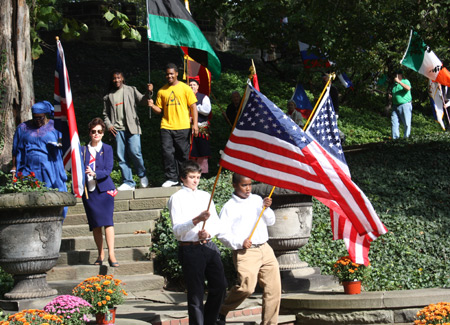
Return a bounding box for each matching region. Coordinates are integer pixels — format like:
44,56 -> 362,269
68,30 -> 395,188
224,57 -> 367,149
218,193 -> 275,250
168,185 -> 221,242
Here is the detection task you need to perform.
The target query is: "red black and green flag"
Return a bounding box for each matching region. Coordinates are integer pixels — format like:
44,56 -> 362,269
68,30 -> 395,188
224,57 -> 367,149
147,0 -> 221,79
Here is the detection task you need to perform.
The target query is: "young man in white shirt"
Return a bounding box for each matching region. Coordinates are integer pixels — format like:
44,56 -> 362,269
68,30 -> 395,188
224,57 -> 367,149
217,173 -> 281,325
168,160 -> 227,325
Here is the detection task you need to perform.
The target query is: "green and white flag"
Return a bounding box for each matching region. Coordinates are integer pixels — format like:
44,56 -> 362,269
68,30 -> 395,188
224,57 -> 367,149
147,0 -> 221,79
401,30 -> 450,87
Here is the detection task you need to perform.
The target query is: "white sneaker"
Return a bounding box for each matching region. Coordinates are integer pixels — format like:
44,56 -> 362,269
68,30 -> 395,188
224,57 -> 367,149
117,183 -> 135,191
140,176 -> 149,188
161,180 -> 179,188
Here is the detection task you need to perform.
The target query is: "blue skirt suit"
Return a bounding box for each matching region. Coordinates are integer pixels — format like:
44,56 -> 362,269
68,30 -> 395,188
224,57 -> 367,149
81,143 -> 116,231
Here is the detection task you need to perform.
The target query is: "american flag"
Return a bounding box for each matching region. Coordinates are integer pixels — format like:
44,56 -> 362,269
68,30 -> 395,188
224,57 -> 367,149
305,85 -> 386,265
220,84 -> 387,250
54,40 -> 84,198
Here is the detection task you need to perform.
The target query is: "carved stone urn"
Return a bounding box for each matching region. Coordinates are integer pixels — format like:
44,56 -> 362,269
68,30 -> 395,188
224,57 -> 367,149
252,184 -> 313,270
0,191 -> 76,299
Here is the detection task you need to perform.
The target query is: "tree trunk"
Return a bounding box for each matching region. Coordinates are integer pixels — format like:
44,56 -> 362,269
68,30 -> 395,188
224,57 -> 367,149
0,0 -> 34,170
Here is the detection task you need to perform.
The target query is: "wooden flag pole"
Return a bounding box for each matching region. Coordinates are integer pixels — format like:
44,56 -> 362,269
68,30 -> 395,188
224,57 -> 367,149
303,73 -> 335,131
201,83 -> 250,230
248,185 -> 276,241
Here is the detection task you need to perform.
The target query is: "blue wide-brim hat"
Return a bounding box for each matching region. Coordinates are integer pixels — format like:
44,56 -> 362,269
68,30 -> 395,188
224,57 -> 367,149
31,101 -> 54,116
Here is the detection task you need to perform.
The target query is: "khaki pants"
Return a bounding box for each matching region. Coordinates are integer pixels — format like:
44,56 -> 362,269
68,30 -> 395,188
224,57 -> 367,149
220,243 -> 281,325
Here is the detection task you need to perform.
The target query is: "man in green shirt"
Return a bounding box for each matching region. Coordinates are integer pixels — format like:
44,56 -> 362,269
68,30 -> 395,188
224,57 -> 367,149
390,71 -> 412,139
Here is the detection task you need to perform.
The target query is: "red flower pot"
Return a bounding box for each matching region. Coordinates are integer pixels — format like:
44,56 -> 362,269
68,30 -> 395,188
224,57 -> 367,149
95,307 -> 116,324
342,281 -> 361,294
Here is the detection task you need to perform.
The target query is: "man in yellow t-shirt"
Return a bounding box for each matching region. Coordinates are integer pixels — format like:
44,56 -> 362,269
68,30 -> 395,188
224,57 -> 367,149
149,63 -> 199,187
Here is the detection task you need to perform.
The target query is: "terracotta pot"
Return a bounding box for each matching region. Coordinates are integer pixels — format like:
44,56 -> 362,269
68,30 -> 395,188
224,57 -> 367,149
342,280 -> 361,294
95,307 -> 116,324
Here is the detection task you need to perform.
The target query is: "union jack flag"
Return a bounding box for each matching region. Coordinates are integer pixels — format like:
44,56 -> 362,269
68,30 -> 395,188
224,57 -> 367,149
220,84 -> 387,264
54,40 -> 84,198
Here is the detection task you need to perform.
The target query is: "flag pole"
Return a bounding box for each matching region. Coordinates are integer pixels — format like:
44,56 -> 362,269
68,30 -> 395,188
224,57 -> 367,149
146,0 -> 152,119
248,185 -> 276,241
201,83 -> 250,231
303,73 -> 335,131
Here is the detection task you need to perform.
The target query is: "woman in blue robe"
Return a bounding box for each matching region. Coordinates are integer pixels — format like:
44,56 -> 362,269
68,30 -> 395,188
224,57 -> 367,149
11,101 -> 67,217
11,101 -> 68,201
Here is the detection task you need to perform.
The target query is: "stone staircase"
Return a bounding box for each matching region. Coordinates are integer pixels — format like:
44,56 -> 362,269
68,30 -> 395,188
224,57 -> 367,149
48,187 -> 180,296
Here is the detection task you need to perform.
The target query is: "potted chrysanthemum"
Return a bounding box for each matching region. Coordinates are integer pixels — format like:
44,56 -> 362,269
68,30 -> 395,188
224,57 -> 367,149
44,295 -> 92,324
331,256 -> 369,294
72,275 -> 127,324
0,309 -> 64,324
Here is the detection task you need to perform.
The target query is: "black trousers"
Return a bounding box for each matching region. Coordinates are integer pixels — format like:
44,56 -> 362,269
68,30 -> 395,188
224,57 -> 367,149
160,128 -> 190,181
178,241 -> 227,325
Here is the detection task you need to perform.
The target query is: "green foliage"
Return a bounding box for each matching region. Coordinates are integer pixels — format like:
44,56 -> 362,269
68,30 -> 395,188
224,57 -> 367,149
0,267 -> 13,298
0,171 -> 54,194
29,0 -> 88,59
150,209 -> 184,287
103,9 -> 142,41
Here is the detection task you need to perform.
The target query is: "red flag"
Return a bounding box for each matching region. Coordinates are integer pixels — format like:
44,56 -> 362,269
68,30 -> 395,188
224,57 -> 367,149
54,40 -> 84,198
220,85 -> 387,251
249,60 -> 260,91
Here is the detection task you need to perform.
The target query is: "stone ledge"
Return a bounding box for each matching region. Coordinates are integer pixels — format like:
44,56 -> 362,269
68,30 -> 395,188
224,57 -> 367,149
280,288 -> 450,324
281,288 -> 450,311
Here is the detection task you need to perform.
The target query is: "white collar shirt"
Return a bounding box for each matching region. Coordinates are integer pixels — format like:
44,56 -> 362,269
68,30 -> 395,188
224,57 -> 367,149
168,185 -> 221,242
218,193 -> 275,250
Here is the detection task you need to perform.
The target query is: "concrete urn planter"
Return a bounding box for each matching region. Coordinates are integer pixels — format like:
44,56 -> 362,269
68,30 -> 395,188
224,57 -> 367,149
252,184 -> 313,270
0,191 -> 76,299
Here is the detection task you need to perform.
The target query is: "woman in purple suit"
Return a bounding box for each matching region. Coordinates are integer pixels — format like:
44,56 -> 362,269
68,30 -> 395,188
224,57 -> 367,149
82,118 -> 119,267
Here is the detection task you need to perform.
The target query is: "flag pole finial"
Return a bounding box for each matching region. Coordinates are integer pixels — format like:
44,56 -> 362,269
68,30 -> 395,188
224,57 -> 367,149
55,36 -> 59,41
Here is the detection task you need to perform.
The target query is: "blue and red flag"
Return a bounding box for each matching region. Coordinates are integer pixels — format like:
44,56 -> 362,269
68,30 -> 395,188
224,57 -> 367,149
54,40 -> 84,198
291,83 -> 313,119
338,72 -> 354,89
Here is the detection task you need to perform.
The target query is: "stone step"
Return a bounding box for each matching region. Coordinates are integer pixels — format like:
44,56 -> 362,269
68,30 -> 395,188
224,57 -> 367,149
56,247 -> 150,266
67,195 -> 169,216
60,233 -> 151,251
62,220 -> 153,238
48,273 -> 165,296
63,209 -> 162,226
47,261 -> 154,281
280,269 -> 340,293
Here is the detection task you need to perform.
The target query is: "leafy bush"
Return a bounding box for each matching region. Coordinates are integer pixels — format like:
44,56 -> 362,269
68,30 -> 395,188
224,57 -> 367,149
0,267 -> 13,298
